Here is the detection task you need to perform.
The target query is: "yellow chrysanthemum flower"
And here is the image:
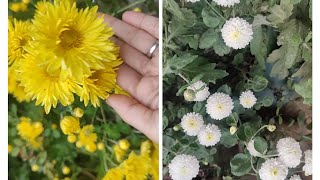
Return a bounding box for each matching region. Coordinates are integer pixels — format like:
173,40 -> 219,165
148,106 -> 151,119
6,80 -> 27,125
8,19 -> 33,66
102,167 -> 125,180
113,144 -> 127,162
17,46 -> 82,114
32,0 -> 121,82
77,125 -> 97,152
140,140 -> 159,180
123,152 -> 150,180
8,67 -> 17,93
16,117 -> 43,148
60,116 -> 80,135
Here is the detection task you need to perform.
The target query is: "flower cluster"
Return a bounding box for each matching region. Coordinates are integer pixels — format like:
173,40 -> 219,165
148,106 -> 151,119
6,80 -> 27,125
102,141 -> 159,180
8,0 -> 123,114
16,117 -> 44,149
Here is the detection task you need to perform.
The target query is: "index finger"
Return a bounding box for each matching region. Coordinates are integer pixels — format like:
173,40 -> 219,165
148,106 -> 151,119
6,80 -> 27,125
122,11 -> 159,39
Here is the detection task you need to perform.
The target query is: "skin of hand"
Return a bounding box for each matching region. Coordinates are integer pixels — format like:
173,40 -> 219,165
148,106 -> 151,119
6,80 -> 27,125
101,11 -> 159,143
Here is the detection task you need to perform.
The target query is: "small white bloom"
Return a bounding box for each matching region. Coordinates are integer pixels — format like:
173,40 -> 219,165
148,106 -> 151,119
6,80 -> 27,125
186,81 -> 210,102
181,112 -> 204,136
221,17 -> 253,49
276,137 -> 302,168
198,124 -> 221,147
247,139 -> 262,157
239,90 -> 257,108
289,175 -> 302,180
213,0 -> 240,7
206,92 -> 234,120
303,150 -> 312,176
168,154 -> 200,180
259,158 -> 288,180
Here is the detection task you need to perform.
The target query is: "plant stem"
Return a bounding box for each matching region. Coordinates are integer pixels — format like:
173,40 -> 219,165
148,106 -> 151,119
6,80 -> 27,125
250,156 -> 258,173
250,125 -> 267,141
204,0 -> 226,20
115,0 -> 146,15
163,147 -> 178,156
178,73 -> 191,84
100,105 -> 107,124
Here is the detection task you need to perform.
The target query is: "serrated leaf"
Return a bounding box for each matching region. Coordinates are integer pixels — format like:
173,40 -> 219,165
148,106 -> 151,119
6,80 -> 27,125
252,14 -> 271,30
212,33 -> 231,56
267,0 -> 294,25
199,28 -> 218,49
163,54 -> 198,75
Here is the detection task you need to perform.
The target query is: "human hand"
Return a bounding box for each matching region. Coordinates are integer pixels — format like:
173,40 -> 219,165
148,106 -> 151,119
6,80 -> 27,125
102,11 -> 159,143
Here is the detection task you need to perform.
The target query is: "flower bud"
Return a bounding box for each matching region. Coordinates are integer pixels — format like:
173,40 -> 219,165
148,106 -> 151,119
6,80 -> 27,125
229,126 -> 238,135
62,166 -> 71,175
31,164 -> 39,172
267,125 -> 276,132
119,139 -> 130,150
184,89 -> 196,102
173,125 -> 181,131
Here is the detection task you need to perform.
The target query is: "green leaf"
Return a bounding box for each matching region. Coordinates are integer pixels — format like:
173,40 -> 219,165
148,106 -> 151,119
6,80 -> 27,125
252,14 -> 271,30
270,60 -> 289,79
261,96 -> 273,107
163,54 -> 198,75
217,84 -> 232,95
199,28 -> 218,49
212,33 -> 231,56
225,112 -> 239,126
267,0 -> 294,26
232,53 -> 244,66
253,137 -> 268,154
202,7 -> 221,28
294,79 -> 312,105
220,129 -> 238,148
163,116 -> 169,130
163,135 -> 176,148
252,76 -> 268,92
230,153 -> 252,176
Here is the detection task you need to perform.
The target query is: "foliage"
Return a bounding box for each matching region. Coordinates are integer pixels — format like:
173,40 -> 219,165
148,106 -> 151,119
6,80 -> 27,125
163,0 -> 312,179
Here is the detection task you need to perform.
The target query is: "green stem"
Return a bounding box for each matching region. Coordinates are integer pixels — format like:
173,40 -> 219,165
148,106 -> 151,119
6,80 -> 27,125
107,139 -> 117,144
250,156 -> 258,173
250,125 -> 267,141
163,147 -> 178,156
204,0 -> 226,20
178,73 -> 191,84
115,0 -> 146,15
91,108 -> 98,124
100,105 -> 107,124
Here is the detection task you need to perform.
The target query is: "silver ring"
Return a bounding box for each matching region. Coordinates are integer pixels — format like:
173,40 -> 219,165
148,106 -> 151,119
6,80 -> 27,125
147,41 -> 158,58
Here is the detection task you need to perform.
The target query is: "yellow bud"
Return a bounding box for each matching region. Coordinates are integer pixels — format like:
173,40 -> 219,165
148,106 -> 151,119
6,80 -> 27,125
9,3 -> 21,12
76,141 -> 83,148
133,7 -> 142,12
8,144 -> 13,153
140,140 -> 152,155
72,107 -> 84,118
230,126 -> 238,135
97,142 -> 105,150
67,134 -> 77,143
184,89 -> 196,101
86,143 -> 97,153
267,125 -> 276,132
60,116 -> 80,135
64,177 -> 71,180
31,164 -> 39,172
62,166 -> 70,175
51,123 -> 58,129
119,139 -> 130,150
52,160 -> 57,165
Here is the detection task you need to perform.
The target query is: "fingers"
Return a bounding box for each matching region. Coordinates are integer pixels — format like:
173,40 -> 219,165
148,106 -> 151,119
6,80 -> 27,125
112,38 -> 158,76
116,64 -> 142,96
106,94 -> 159,143
122,11 -> 159,39
102,13 -> 157,55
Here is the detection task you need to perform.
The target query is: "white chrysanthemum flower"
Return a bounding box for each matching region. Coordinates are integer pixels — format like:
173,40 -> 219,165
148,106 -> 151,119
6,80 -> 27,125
276,137 -> 302,168
247,139 -> 263,157
186,0 -> 201,2
168,154 -> 200,180
213,0 -> 240,7
206,92 -> 234,120
259,158 -> 288,180
303,150 -> 312,176
289,175 -> 302,180
198,124 -> 221,147
221,17 -> 253,49
239,90 -> 257,108
181,112 -> 204,136
186,81 -> 210,101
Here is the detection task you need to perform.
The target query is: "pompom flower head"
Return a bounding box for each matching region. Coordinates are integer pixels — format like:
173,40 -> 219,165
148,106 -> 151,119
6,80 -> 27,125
169,154 -> 199,180
186,81 -> 210,102
77,125 -> 98,153
198,124 -> 221,147
206,92 -> 234,120
60,116 -> 80,135
221,17 -> 253,49
239,90 -> 257,108
276,137 -> 302,168
181,112 -> 204,136
16,117 -> 44,148
213,0 -> 240,7
186,0 -> 201,3
303,150 -> 312,176
259,158 -> 288,180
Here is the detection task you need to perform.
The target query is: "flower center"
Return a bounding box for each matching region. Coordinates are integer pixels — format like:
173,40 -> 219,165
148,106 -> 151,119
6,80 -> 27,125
187,119 -> 196,128
271,168 -> 278,176
19,38 -> 28,47
217,104 -> 225,111
206,134 -> 214,141
59,28 -> 82,49
231,30 -> 241,41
